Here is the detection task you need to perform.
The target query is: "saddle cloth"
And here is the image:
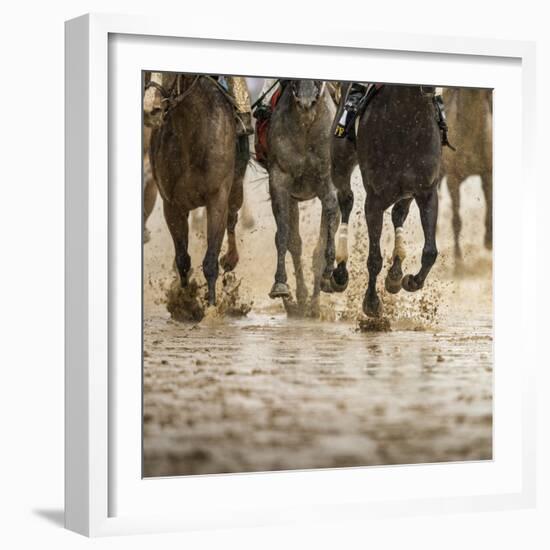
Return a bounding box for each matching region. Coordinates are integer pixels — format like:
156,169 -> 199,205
254,86 -> 283,166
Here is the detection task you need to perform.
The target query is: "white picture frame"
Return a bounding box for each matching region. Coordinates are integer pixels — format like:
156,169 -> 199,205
65,12 -> 537,537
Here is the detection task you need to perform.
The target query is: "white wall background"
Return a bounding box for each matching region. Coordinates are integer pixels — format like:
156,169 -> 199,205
0,1 -> 547,548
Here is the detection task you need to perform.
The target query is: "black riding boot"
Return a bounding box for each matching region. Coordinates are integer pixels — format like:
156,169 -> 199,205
334,82 -> 368,138
434,94 -> 456,151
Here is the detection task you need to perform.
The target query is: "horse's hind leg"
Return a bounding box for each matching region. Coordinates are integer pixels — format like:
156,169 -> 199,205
331,185 -> 353,292
163,200 -> 190,287
447,175 -> 463,270
203,189 -> 230,305
220,179 -> 244,273
362,192 -> 384,317
481,170 -> 493,250
385,197 -> 413,294
402,187 -> 439,292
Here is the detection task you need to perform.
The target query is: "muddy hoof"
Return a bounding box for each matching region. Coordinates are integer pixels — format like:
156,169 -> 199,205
330,263 -> 349,292
402,274 -> 423,292
484,236 -> 493,251
320,276 -> 334,294
308,296 -> 321,319
143,227 -> 151,244
362,295 -> 382,318
220,252 -> 239,272
385,274 -> 402,294
269,282 -> 291,299
385,258 -> 402,294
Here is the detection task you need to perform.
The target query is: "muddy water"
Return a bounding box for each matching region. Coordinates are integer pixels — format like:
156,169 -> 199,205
143,165 -> 493,477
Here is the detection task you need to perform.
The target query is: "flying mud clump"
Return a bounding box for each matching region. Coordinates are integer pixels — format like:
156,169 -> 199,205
166,272 -> 253,323
339,216 -> 451,331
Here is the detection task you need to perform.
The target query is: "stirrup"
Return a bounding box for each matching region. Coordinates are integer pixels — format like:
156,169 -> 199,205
236,112 -> 254,137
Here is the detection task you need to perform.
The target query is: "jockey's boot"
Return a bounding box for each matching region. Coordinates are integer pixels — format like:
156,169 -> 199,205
226,76 -> 254,136
334,82 -> 368,138
236,111 -> 254,137
434,94 -> 456,151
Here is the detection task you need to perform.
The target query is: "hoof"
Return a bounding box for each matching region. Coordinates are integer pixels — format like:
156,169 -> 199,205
308,296 -> 321,319
320,276 -> 334,294
269,282 -> 291,299
402,274 -> 423,292
362,295 -> 383,318
484,237 -> 493,251
330,262 -> 349,293
385,258 -> 403,294
385,274 -> 402,294
220,252 -> 239,272
143,227 -> 151,244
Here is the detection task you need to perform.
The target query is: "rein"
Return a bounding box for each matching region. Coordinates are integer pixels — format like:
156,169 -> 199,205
144,74 -> 201,119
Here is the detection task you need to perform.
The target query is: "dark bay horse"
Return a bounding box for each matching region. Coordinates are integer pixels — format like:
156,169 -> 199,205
441,88 -> 492,266
267,80 -> 338,314
331,84 -> 442,317
147,73 -> 249,305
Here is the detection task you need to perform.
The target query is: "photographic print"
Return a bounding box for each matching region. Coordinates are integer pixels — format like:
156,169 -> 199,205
142,73 -> 493,477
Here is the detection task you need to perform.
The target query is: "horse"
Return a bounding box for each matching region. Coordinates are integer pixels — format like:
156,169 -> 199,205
142,72 -> 160,243
331,83 -> 442,318
441,88 -> 492,267
142,125 -> 158,243
266,79 -> 338,315
146,73 -> 249,305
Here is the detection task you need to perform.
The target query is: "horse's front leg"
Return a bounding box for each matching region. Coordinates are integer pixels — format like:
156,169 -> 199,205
268,168 -> 292,299
330,158 -> 355,292
287,198 -> 308,306
385,197 -> 413,293
481,169 -> 493,250
363,192 -> 384,317
143,159 -> 158,243
402,186 -> 439,292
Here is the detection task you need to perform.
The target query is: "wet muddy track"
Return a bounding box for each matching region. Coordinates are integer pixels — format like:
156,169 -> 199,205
143,306 -> 492,477
143,168 -> 493,477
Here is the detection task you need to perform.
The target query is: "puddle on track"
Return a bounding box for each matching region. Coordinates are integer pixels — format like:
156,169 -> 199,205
143,305 -> 492,477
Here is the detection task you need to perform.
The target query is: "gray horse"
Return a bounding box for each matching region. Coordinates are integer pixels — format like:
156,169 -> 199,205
266,80 -> 339,315
147,73 -> 249,306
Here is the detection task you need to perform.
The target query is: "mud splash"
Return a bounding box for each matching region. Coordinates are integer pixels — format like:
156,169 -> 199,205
166,271 -> 253,323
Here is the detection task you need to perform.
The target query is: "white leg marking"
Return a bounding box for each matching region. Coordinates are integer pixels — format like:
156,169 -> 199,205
393,227 -> 406,260
336,223 -> 349,263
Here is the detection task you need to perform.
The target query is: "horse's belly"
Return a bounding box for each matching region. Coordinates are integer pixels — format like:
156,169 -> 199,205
289,171 -> 325,201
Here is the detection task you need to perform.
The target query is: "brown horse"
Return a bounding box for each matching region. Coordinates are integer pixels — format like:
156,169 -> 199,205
142,125 -> 158,243
441,88 -> 493,267
147,73 -> 249,305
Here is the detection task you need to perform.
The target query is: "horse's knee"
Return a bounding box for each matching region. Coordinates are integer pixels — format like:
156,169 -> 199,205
367,250 -> 383,274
